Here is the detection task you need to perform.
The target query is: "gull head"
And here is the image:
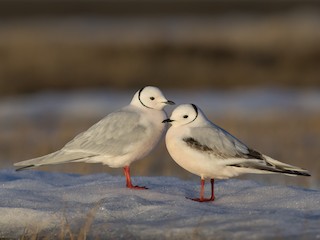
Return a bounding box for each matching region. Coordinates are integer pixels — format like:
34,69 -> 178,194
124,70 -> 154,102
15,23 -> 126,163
131,86 -> 175,110
163,104 -> 201,126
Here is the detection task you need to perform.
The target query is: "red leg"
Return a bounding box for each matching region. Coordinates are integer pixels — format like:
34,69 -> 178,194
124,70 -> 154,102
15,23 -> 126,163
210,178 -> 215,201
188,178 -> 215,202
200,178 -> 205,201
123,166 -> 148,190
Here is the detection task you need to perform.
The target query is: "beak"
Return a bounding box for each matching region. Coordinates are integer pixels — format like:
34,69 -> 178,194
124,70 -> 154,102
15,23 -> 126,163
164,100 -> 175,105
162,119 -> 174,123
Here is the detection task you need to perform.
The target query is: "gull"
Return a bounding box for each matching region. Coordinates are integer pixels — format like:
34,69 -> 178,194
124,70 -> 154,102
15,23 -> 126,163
14,86 -> 174,189
163,104 -> 310,202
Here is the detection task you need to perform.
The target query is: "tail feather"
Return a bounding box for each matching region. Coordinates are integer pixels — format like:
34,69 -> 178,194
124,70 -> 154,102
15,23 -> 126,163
263,155 -> 311,176
14,150 -> 95,170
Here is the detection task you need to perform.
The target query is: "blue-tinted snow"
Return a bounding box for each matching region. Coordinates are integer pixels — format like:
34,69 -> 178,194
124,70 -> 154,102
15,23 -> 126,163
0,170 -> 319,239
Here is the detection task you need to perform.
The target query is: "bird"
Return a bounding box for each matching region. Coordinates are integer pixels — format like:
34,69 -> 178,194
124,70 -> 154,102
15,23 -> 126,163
14,86 -> 175,190
163,104 -> 310,202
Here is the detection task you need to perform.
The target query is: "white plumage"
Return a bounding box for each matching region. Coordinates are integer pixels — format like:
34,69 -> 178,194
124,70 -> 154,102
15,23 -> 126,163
163,104 -> 310,202
15,86 -> 174,189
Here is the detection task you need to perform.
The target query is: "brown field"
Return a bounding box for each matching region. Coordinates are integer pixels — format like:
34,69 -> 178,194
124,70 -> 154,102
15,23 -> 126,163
0,3 -> 320,95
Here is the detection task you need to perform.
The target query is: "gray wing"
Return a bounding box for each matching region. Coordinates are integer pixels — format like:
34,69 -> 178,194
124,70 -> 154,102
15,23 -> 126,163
64,110 -> 146,156
184,124 -> 311,176
14,109 -> 147,169
185,123 -> 264,160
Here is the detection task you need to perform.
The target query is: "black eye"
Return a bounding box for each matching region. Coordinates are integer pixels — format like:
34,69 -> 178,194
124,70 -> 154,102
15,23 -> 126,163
150,97 -> 155,100
183,115 -> 188,118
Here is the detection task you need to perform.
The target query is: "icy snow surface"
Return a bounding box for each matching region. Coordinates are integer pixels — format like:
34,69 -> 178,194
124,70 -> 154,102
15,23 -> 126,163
0,169 -> 319,239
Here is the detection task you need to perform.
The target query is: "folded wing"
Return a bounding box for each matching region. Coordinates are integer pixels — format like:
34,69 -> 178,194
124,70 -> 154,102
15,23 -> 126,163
15,110 -> 147,170
185,124 -> 310,176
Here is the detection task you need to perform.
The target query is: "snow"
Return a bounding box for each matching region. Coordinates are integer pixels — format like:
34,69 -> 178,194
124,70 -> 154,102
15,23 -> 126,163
0,169 -> 319,239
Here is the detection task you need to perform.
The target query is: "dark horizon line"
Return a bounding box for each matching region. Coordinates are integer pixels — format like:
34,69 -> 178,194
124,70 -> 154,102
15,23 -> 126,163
0,0 -> 319,19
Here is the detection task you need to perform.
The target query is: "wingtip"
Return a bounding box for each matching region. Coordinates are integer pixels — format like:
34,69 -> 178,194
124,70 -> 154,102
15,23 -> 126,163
15,165 -> 35,172
302,172 -> 311,177
285,169 -> 311,177
288,166 -> 311,177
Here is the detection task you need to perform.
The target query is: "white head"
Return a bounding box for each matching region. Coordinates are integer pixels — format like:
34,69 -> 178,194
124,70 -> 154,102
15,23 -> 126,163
163,104 -> 207,126
131,86 -> 175,110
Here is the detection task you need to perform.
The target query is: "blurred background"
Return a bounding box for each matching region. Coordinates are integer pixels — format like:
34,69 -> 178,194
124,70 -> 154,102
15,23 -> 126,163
0,0 -> 319,189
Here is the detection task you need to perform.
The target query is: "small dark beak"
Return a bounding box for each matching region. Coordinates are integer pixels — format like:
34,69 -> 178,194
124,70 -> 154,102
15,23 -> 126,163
162,119 -> 174,123
165,100 -> 175,105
